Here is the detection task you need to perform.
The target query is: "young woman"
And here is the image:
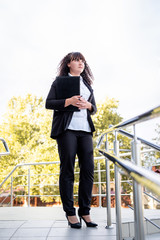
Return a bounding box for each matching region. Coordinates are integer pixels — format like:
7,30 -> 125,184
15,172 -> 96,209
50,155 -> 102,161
46,52 -> 97,228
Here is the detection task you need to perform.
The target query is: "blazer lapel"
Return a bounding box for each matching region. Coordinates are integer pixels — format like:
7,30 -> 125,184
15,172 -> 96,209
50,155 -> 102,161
82,79 -> 93,101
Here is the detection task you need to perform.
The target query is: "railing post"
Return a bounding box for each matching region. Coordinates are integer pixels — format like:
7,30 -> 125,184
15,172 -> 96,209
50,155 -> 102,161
28,168 -> 30,207
105,134 -> 113,228
132,124 -> 145,240
11,176 -> 13,207
97,159 -> 102,207
114,131 -> 122,240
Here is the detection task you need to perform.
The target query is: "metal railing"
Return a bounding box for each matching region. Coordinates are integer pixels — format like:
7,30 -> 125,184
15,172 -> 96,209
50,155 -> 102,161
0,106 -> 160,240
96,105 -> 160,240
1,152 -> 157,209
0,138 -> 10,156
0,156 -> 114,208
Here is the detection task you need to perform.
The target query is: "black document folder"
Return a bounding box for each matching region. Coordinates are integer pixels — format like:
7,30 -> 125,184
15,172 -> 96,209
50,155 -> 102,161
55,76 -> 80,111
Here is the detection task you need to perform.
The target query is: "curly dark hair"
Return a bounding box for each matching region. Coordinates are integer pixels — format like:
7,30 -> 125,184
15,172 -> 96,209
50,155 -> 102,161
57,52 -> 94,85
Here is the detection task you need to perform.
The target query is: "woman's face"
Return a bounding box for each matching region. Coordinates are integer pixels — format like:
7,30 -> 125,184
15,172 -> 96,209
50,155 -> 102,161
67,59 -> 85,76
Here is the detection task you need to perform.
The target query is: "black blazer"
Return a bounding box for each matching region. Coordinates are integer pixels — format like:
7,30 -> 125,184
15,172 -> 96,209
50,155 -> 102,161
45,77 -> 97,139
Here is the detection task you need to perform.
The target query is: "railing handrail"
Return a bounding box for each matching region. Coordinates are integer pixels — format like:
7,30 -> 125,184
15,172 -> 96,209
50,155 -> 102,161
98,149 -> 160,196
0,161 -> 58,189
97,105 -> 160,149
0,156 -> 104,189
0,138 -> 10,156
111,105 -> 160,130
118,129 -> 160,152
96,106 -> 160,239
97,129 -> 160,152
127,180 -> 160,203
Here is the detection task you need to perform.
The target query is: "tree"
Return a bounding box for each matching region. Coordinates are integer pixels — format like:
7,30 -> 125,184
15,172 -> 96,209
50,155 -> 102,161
0,94 -> 131,205
0,94 -> 59,203
92,97 -> 122,137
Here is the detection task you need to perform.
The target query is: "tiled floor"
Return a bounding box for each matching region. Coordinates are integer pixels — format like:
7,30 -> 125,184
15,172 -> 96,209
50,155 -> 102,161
0,219 -> 116,240
0,219 -> 160,240
0,207 -> 160,240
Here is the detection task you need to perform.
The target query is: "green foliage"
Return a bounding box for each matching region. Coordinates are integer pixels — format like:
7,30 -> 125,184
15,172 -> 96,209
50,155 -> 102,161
92,97 -> 122,137
0,94 -> 59,202
0,94 -> 130,203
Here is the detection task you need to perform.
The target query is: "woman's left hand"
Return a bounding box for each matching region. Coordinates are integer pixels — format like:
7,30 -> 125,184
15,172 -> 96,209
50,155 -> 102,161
78,97 -> 92,111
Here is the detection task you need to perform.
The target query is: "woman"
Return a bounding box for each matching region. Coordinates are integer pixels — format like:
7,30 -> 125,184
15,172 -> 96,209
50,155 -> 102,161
45,52 -> 97,228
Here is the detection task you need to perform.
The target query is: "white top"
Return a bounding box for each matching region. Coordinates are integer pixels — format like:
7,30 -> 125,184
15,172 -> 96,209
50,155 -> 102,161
67,73 -> 91,132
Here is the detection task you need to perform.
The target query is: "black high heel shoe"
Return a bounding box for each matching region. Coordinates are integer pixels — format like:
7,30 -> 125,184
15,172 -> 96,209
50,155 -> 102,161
79,215 -> 98,227
66,214 -> 81,229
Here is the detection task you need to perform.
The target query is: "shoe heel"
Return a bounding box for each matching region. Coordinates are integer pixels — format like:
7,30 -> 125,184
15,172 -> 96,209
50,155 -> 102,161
65,214 -> 81,229
66,215 -> 70,226
79,215 -> 98,228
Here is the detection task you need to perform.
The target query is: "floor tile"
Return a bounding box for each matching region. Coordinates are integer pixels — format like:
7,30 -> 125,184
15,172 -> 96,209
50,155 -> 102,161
47,236 -> 116,240
0,228 -> 17,237
11,238 -> 46,240
47,237 -> 84,240
12,227 -> 50,237
48,227 -> 84,237
52,221 -> 68,228
0,238 -> 10,240
82,226 -> 116,236
146,233 -> 160,240
0,220 -> 25,229
83,237 -> 116,240
21,220 -> 54,228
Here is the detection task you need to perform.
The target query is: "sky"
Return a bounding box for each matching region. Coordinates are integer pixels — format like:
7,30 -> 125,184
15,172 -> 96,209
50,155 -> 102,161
0,0 -> 160,142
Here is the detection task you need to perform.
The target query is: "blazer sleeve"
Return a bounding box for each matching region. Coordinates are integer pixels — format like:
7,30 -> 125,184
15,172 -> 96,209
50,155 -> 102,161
89,93 -> 97,115
45,81 -> 66,111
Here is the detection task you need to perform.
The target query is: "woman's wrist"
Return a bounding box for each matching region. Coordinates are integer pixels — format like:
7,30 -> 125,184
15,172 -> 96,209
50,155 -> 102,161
65,98 -> 71,107
87,102 -> 92,111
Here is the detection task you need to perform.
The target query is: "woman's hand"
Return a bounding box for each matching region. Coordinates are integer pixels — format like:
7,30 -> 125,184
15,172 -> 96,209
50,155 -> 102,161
65,96 -> 92,111
65,96 -> 81,108
77,97 -> 92,111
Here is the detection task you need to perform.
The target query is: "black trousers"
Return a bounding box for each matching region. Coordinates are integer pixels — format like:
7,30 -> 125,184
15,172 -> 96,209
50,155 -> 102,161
56,130 -> 94,216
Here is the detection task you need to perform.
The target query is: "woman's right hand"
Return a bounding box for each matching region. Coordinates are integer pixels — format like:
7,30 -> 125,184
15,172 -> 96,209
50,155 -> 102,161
65,96 -> 81,108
